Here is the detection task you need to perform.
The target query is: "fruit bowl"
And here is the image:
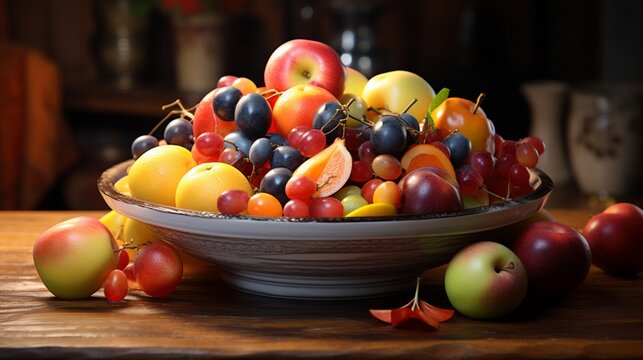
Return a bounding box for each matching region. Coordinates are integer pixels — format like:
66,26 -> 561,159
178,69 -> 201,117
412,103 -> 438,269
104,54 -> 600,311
98,160 -> 553,299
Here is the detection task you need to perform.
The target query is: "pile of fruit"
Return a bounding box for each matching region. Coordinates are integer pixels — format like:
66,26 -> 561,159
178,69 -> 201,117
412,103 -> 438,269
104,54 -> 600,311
124,39 -> 546,218
31,39 -> 642,321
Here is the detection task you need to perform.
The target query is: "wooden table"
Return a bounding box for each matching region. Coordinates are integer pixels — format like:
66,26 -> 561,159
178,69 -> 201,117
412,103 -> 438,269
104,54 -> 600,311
1,210 -> 642,359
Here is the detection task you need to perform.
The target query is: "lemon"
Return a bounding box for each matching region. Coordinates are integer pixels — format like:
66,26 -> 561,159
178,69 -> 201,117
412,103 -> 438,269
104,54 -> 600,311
175,162 -> 254,212
99,210 -> 127,239
122,217 -> 159,260
128,145 -> 196,206
114,175 -> 131,195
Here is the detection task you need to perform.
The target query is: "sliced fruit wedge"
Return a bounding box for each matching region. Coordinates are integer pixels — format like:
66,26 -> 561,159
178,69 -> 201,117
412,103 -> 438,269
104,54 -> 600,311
292,138 -> 352,198
345,203 -> 397,217
400,143 -> 455,179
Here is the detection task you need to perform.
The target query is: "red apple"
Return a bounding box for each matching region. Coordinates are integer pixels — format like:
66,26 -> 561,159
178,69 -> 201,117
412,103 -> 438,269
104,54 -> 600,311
511,221 -> 592,302
33,217 -> 119,299
445,241 -> 528,319
264,39 -> 346,99
582,202 -> 643,276
398,166 -> 463,215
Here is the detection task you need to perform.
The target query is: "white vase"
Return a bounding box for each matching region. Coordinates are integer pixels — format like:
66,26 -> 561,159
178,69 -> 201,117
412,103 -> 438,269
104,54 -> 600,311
566,84 -> 643,198
521,81 -> 572,184
172,13 -> 225,95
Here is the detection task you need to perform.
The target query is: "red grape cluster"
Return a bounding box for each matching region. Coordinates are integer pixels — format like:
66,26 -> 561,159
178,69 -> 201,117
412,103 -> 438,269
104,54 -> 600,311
103,242 -> 183,303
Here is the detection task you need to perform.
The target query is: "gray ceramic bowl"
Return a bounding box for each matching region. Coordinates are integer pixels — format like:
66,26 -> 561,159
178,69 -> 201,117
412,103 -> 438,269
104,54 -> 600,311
98,160 -> 552,299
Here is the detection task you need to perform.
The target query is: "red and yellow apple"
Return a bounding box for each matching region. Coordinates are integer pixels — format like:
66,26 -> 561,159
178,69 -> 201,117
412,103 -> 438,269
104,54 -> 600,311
361,70 -> 435,122
431,97 -> 496,154
264,39 -> 346,99
33,217 -> 119,299
582,202 -> 643,276
445,241 -> 528,319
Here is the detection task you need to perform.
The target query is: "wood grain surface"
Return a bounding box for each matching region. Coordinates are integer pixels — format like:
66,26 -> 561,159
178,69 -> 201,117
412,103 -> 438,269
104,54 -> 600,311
1,210 -> 641,359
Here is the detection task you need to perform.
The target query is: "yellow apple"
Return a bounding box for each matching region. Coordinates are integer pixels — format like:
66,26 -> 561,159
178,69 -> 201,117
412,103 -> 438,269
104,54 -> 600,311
361,70 -> 435,122
343,66 -> 368,97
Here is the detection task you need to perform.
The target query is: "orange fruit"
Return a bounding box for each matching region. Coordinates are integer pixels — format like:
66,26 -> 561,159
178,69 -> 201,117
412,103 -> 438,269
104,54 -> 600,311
128,145 -> 196,207
175,162 -> 254,212
271,84 -> 338,137
292,138 -> 352,198
231,77 -> 257,94
400,144 -> 456,179
431,97 -> 495,154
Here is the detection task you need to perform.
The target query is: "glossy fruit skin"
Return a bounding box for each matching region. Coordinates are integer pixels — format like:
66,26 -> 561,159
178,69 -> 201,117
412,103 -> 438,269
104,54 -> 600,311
370,115 -> 407,156
271,84 -> 339,138
511,221 -> 591,303
582,203 -> 643,276
431,97 -> 495,154
271,145 -> 304,172
134,242 -> 183,298
33,217 -> 119,299
445,241 -> 528,320
313,101 -> 345,144
264,39 -> 346,99
260,167 -> 293,205
398,167 -> 463,215
192,88 -> 237,138
343,66 -> 368,97
443,132 -> 472,166
213,86 -> 243,121
224,131 -> 253,157
235,92 -> 272,139
361,70 -> 435,123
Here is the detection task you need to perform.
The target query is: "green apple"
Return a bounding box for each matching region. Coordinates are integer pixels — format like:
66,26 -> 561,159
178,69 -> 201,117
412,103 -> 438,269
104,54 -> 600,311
361,70 -> 435,122
343,66 -> 368,97
444,241 -> 528,319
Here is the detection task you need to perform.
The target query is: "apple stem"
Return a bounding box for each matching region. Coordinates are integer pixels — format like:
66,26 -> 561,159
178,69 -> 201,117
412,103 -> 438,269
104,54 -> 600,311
472,93 -> 485,114
402,98 -> 418,115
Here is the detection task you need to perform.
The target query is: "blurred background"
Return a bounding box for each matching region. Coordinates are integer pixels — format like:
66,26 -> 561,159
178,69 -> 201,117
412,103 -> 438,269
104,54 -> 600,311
1,0 -> 641,210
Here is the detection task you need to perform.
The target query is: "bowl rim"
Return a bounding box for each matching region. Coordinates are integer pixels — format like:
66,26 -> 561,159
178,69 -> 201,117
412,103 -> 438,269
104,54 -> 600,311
98,159 -> 553,224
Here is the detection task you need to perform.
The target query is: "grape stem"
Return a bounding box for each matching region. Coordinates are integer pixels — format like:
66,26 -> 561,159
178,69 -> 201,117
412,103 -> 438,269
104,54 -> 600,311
261,89 -> 283,100
480,187 -> 509,201
148,100 -> 196,137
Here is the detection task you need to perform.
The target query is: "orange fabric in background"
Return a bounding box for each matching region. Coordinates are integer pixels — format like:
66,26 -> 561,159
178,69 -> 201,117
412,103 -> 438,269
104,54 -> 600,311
0,44 -> 78,209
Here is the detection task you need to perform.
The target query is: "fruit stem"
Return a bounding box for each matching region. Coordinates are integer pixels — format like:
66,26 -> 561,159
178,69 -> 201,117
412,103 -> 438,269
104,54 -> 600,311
411,276 -> 421,311
149,100 -> 195,136
262,89 -> 283,101
480,187 -> 509,201
472,93 -> 485,114
402,98 -> 418,115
